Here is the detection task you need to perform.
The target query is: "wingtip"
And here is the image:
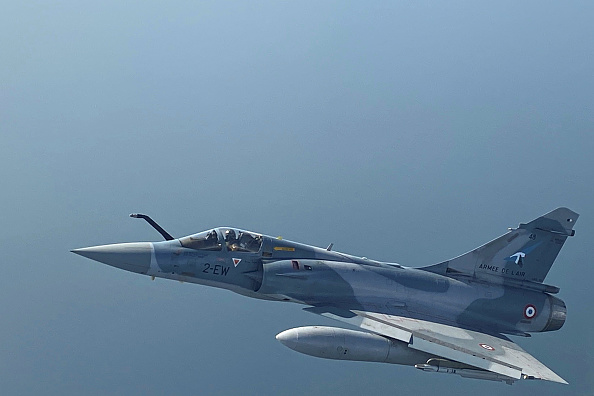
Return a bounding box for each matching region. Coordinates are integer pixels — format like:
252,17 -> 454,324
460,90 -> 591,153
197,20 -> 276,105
526,371 -> 569,385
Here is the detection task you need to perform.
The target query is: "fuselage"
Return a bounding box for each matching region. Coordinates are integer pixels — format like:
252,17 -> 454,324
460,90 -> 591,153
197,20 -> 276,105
74,227 -> 565,336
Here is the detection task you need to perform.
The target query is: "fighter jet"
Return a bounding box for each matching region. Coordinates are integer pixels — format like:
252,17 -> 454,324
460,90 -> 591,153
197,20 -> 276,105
72,208 -> 577,385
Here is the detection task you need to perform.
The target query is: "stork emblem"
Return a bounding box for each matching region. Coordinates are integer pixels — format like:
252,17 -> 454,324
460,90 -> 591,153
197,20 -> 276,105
509,252 -> 526,267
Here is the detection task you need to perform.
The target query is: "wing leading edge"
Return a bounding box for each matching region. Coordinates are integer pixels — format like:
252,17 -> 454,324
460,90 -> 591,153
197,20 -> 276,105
304,307 -> 566,384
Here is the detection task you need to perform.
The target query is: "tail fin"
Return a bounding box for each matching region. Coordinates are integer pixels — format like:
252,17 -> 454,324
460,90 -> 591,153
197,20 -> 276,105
423,208 -> 578,284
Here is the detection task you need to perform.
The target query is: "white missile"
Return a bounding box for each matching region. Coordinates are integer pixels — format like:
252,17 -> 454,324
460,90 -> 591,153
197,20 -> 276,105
415,364 -> 517,384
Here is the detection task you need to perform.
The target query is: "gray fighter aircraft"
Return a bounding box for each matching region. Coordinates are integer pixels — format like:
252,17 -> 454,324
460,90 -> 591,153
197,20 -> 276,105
72,208 -> 577,385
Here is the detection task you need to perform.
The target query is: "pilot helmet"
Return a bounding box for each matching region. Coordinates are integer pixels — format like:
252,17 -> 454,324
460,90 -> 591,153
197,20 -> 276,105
225,229 -> 236,240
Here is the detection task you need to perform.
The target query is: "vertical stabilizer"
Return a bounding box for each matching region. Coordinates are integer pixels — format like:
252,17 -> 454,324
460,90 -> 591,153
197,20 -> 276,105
423,208 -> 578,284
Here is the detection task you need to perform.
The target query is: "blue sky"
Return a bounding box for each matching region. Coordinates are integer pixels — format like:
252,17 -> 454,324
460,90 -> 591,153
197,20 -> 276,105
1,2 -> 592,395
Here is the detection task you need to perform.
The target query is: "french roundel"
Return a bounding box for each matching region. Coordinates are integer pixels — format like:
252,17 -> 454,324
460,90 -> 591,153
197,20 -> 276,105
524,304 -> 537,319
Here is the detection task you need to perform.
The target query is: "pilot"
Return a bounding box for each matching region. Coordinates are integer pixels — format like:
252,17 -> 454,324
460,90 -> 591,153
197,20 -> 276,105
238,232 -> 258,252
205,230 -> 219,249
225,229 -> 239,251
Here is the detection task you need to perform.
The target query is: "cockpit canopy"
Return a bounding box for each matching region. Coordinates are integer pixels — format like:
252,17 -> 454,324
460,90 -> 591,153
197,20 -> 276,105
179,229 -> 221,250
220,228 -> 263,253
179,228 -> 263,253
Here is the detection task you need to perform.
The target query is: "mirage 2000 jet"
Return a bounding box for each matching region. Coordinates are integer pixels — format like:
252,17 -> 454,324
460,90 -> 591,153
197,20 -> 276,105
72,208 -> 577,385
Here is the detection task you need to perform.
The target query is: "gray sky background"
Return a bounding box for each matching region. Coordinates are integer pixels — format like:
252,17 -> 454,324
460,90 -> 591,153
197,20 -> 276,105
1,1 -> 593,395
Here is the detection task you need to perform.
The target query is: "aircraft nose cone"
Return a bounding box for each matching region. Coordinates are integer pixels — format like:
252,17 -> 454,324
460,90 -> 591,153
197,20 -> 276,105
71,242 -> 152,274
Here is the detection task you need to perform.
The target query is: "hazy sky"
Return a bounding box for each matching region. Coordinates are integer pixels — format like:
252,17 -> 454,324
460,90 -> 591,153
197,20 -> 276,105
1,1 -> 593,395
